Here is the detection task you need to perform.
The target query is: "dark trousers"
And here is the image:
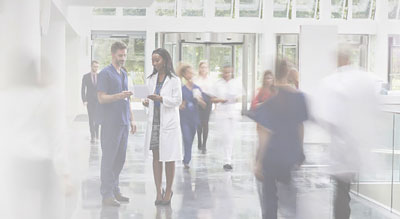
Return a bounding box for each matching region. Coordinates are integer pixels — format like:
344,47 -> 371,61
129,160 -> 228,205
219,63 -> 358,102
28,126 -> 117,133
100,124 -> 129,199
197,103 -> 211,150
333,173 -> 354,219
87,103 -> 99,139
262,167 -> 296,219
182,121 -> 197,165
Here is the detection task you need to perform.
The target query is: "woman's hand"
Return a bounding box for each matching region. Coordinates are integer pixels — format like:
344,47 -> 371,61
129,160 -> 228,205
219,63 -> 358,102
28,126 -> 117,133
147,94 -> 163,102
142,99 -> 149,107
254,161 -> 264,181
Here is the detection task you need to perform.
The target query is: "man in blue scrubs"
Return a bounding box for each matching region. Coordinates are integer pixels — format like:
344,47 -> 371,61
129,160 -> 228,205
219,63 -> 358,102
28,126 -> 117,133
97,41 -> 136,207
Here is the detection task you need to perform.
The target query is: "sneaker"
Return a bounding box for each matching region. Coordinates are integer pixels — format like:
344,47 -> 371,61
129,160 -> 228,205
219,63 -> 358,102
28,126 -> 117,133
102,197 -> 120,207
223,164 -> 233,171
114,193 -> 130,202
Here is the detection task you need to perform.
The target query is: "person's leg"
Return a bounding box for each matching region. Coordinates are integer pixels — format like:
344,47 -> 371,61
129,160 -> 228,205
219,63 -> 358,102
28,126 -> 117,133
112,125 -> 129,196
182,123 -> 193,165
202,105 -> 211,150
333,174 -> 352,219
256,179 -> 266,218
100,124 -> 121,199
263,170 -> 278,219
87,103 -> 95,140
223,118 -> 234,165
164,161 -> 175,201
197,123 -> 203,150
152,149 -> 163,201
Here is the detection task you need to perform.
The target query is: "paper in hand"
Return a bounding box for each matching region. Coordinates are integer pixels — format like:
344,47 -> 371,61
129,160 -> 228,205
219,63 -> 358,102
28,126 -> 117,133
133,85 -> 150,99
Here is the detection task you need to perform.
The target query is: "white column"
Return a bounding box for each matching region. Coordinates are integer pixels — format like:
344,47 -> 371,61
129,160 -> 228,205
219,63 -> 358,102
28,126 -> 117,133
145,30 -> 156,78
1,0 -> 41,89
375,0 -> 389,82
260,30 -> 276,72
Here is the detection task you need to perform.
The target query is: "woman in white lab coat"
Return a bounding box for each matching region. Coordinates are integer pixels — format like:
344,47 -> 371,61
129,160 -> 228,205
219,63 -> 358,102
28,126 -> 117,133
143,48 -> 182,206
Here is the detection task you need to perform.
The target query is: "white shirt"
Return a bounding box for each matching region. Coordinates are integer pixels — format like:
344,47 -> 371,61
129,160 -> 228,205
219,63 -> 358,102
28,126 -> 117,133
210,78 -> 242,118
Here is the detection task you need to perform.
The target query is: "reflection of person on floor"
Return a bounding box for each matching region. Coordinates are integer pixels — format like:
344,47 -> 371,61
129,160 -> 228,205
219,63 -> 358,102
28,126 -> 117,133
194,165 -> 214,218
314,46 -> 379,219
143,48 -> 183,206
251,70 -> 276,218
248,59 -> 308,219
97,41 -> 137,207
178,64 -> 207,169
81,60 -> 100,143
209,64 -> 242,171
195,61 -> 213,153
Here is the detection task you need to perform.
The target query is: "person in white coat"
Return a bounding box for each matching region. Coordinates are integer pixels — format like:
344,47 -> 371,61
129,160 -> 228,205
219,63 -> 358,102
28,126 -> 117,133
210,64 -> 242,171
143,48 -> 183,206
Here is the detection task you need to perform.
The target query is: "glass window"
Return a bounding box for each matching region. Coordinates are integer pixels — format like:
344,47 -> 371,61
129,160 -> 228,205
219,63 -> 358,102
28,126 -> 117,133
276,34 -> 299,69
239,0 -> 261,17
92,36 -> 146,85
209,45 -> 233,78
274,0 -> 291,18
352,0 -> 372,19
389,0 -> 400,19
181,44 -> 206,72
123,8 -> 146,16
182,0 -> 204,16
389,36 -> 400,90
296,0 -> 317,18
338,35 -> 369,69
331,0 -> 347,18
92,8 -> 117,16
215,0 -> 234,17
154,0 -> 177,16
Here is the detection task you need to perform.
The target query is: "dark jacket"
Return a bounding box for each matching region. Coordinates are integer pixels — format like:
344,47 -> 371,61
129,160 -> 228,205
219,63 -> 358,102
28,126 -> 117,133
81,72 -> 98,104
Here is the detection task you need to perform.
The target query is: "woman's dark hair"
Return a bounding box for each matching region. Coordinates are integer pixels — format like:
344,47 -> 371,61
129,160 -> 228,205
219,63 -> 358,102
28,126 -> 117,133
262,70 -> 273,87
148,48 -> 176,78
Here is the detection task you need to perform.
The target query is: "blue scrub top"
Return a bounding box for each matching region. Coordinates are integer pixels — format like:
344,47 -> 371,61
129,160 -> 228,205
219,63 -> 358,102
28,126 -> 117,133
247,87 -> 308,169
180,84 -> 203,127
96,64 -> 131,126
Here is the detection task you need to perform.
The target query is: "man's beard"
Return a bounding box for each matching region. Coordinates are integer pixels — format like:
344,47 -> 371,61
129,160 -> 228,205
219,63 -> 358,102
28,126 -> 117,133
118,60 -> 125,67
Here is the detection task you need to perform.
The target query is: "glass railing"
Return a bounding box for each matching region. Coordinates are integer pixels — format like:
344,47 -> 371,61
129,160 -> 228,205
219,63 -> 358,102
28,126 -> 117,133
351,110 -> 400,214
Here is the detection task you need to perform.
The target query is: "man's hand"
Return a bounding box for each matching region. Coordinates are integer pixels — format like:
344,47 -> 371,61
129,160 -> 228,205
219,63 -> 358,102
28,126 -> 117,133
179,100 -> 186,110
147,94 -> 163,102
130,121 -> 137,134
117,91 -> 133,100
142,99 -> 149,107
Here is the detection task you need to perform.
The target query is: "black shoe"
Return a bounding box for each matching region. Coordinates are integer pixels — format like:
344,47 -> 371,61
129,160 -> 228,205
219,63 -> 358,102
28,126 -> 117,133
155,189 -> 165,206
223,164 -> 233,171
90,138 -> 95,144
161,191 -> 173,205
201,149 -> 207,154
114,193 -> 129,202
102,197 -> 120,207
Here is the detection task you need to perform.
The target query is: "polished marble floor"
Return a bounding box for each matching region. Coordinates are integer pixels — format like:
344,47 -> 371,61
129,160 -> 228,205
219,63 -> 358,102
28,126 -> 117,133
72,115 -> 400,219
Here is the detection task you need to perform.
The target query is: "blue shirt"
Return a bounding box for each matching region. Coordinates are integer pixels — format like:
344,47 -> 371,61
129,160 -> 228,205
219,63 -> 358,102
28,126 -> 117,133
247,87 -> 308,172
180,84 -> 203,127
96,64 -> 131,126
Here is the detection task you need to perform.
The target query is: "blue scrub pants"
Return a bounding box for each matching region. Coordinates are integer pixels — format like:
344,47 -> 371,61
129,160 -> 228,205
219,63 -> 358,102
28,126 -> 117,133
181,122 -> 197,165
100,124 -> 129,199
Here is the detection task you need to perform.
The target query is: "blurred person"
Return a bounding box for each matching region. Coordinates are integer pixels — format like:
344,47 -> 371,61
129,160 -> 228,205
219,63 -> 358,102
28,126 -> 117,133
248,59 -> 309,219
314,46 -> 379,219
210,64 -> 242,171
195,61 -> 213,152
81,60 -> 100,144
97,41 -> 137,207
288,68 -> 299,89
178,64 -> 207,169
143,48 -> 182,206
251,70 -> 276,218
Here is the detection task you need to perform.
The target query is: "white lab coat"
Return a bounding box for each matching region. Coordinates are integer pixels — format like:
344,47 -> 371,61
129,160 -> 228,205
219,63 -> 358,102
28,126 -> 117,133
314,65 -> 380,178
144,73 -> 183,162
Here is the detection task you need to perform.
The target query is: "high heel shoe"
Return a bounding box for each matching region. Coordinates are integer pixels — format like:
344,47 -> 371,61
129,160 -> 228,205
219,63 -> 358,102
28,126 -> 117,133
161,191 -> 173,205
154,189 -> 165,206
